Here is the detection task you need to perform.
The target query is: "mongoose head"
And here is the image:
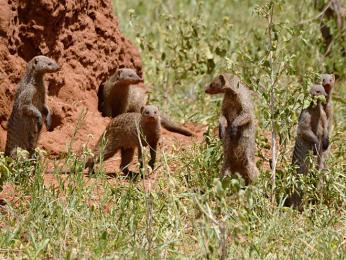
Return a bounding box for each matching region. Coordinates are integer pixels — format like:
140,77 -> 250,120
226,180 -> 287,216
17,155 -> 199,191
321,73 -> 335,95
309,84 -> 328,104
205,73 -> 240,95
140,105 -> 160,123
28,55 -> 60,74
116,68 -> 143,85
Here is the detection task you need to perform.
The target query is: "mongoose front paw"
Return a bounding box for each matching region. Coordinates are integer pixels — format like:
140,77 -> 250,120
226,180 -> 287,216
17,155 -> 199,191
313,143 -> 319,155
218,126 -> 225,139
46,111 -> 52,131
37,115 -> 43,130
229,126 -> 238,137
149,160 -> 155,170
322,137 -> 329,151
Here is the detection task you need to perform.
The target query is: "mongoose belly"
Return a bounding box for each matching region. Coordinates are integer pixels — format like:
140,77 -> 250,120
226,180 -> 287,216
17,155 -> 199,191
224,129 -> 255,166
5,113 -> 39,155
292,137 -> 312,169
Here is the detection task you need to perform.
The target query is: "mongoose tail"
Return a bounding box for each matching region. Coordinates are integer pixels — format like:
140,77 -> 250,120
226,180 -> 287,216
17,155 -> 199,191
160,115 -> 194,137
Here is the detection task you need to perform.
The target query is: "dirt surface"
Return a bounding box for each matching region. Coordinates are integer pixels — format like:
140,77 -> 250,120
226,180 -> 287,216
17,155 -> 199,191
0,0 -> 142,154
0,123 -> 207,205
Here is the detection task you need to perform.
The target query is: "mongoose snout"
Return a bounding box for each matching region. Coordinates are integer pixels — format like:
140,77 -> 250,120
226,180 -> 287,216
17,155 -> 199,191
321,74 -> 335,95
32,55 -> 60,73
205,75 -> 226,94
141,105 -> 159,121
310,84 -> 327,97
118,68 -> 143,85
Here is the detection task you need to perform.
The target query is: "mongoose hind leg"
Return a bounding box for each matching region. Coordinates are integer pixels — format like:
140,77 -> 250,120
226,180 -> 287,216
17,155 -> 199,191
120,148 -> 135,174
218,115 -> 227,139
87,140 -> 118,174
22,105 -> 43,129
220,160 -> 231,179
240,161 -> 259,185
42,105 -> 52,130
102,99 -> 113,117
317,150 -> 326,170
285,190 -> 303,210
148,142 -> 158,170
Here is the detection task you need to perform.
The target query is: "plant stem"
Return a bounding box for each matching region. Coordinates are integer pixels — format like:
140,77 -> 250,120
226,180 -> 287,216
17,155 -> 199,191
268,2 -> 277,203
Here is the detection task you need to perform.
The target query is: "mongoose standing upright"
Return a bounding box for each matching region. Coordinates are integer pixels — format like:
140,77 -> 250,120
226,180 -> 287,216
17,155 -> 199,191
100,68 -> 143,117
291,84 -> 329,174
86,105 -> 161,174
318,73 -> 335,169
100,71 -> 194,137
5,55 -> 59,157
205,73 -> 259,184
321,73 -> 335,132
287,84 -> 329,208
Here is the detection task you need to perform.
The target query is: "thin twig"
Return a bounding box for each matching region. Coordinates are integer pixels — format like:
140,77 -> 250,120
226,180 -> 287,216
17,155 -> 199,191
297,1 -> 332,25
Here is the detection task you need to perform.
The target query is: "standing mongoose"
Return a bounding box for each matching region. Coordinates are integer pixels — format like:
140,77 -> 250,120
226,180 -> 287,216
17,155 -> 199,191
321,73 -> 335,132
205,73 -> 259,184
100,68 -> 143,117
315,0 -> 346,55
86,105 -> 161,174
291,84 -> 329,174
287,84 -> 329,208
5,55 -> 59,157
317,73 -> 335,170
100,71 -> 194,137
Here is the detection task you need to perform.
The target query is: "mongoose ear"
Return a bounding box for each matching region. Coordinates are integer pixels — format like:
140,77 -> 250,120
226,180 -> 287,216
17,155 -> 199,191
219,75 -> 226,86
33,57 -> 39,65
331,74 -> 335,81
140,106 -> 144,113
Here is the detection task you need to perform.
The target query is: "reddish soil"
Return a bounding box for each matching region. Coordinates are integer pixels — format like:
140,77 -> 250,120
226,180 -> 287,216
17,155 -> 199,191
0,0 -> 142,154
0,0 -> 207,204
0,123 -> 207,205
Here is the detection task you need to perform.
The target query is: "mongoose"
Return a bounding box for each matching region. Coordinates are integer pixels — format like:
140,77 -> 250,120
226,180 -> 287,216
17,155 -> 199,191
316,0 -> 346,55
127,84 -> 149,113
287,84 -> 329,208
318,73 -> 335,170
321,73 -> 335,132
291,84 -> 329,174
86,105 -> 161,174
100,68 -> 143,117
101,72 -> 194,137
205,73 -> 259,185
5,55 -> 59,157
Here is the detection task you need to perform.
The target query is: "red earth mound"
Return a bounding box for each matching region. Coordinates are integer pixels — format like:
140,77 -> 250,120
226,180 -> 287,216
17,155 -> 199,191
0,0 -> 142,155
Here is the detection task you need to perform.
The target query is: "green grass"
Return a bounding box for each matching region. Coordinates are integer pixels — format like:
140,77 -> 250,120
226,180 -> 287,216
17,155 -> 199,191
0,0 -> 345,258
